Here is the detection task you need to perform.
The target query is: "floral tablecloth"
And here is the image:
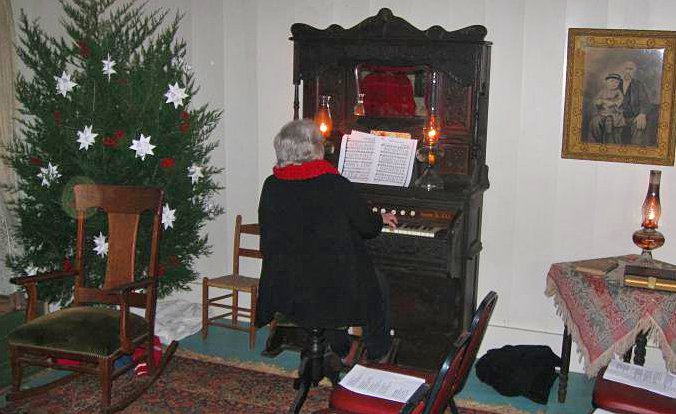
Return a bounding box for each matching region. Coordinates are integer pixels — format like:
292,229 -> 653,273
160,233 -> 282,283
545,255 -> 676,377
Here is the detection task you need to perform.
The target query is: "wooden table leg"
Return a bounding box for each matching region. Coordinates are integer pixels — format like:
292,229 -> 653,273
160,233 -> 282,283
558,325 -> 572,403
633,330 -> 648,366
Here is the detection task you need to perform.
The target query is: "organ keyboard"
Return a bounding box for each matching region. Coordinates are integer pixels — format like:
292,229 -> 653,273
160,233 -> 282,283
381,221 -> 445,238
371,204 -> 456,238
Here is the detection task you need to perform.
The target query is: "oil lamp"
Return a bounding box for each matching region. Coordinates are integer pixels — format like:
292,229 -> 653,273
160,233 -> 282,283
632,170 -> 665,264
414,71 -> 444,191
414,113 -> 444,191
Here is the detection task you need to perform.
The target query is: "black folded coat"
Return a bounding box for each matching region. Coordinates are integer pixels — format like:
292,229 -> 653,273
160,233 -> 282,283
475,345 -> 562,404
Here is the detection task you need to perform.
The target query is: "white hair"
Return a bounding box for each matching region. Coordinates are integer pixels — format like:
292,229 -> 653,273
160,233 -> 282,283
273,119 -> 325,167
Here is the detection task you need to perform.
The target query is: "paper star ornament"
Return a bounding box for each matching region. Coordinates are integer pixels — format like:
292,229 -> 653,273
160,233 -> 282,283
102,54 -> 116,81
187,164 -> 203,184
164,82 -> 188,109
54,71 -> 77,97
129,134 -> 156,160
76,125 -> 98,150
24,265 -> 39,276
37,162 -> 62,187
162,204 -> 176,230
93,232 -> 108,257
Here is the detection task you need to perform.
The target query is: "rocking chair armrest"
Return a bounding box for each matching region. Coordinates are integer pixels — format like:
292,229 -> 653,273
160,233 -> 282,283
107,278 -> 157,354
10,270 -> 77,286
11,271 -> 77,322
103,277 -> 157,295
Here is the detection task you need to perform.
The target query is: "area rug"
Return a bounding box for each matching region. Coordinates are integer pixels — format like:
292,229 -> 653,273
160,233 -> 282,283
1,353 -> 528,413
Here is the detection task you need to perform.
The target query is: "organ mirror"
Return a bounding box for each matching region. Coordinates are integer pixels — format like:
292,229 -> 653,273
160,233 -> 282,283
292,8 -> 490,182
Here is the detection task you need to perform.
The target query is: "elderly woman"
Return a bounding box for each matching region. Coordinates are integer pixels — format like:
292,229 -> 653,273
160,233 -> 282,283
256,119 -> 398,362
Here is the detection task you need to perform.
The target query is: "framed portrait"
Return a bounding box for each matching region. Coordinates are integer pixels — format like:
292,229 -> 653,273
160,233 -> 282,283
561,28 -> 676,165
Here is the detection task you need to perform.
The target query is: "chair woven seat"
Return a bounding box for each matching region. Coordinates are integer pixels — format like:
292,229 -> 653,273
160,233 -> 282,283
208,274 -> 259,290
9,307 -> 148,357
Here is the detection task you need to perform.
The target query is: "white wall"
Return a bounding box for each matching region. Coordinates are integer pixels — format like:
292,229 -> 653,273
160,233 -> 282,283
11,0 -> 676,374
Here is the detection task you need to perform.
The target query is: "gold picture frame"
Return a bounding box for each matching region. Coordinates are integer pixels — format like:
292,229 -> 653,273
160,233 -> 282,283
561,28 -> 676,165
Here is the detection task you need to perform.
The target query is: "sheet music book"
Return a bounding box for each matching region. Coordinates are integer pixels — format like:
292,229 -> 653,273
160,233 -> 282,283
339,364 -> 427,403
338,131 -> 418,187
603,359 -> 676,398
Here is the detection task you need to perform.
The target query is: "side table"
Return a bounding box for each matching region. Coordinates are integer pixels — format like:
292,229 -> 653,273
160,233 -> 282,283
545,255 -> 676,403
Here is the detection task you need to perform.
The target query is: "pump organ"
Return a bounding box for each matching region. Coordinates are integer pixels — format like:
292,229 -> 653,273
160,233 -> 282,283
288,8 -> 492,370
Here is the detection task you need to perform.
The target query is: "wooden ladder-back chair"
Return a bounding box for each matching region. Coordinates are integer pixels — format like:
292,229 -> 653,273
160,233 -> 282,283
7,184 -> 178,413
202,214 -> 262,349
314,291 -> 498,414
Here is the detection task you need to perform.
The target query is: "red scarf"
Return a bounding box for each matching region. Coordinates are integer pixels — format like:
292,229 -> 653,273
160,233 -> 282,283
273,159 -> 339,180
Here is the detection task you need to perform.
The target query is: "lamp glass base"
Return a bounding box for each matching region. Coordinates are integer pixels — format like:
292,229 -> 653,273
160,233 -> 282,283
632,227 -> 665,266
414,165 -> 444,191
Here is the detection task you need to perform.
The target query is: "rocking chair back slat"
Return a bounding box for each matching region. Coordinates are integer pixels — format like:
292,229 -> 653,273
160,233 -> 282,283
105,213 -> 141,289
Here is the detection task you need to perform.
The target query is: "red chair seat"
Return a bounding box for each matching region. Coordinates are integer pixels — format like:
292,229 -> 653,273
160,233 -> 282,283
593,367 -> 676,414
315,292 -> 498,414
314,364 -> 435,414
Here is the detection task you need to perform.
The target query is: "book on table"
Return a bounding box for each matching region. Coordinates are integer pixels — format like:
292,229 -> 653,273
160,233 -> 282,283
623,262 -> 676,292
574,258 -> 619,276
624,264 -> 676,281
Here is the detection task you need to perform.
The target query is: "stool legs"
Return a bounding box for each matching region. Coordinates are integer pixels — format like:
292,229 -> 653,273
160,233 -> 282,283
290,328 -> 326,414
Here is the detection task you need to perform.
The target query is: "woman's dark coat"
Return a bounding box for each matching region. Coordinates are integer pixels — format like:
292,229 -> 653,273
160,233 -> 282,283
255,173 -> 383,328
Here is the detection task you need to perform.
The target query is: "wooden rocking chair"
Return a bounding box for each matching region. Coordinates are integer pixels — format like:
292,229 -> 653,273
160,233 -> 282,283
7,184 -> 178,413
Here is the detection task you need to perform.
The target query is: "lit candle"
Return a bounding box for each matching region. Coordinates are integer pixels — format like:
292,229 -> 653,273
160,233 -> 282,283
426,114 -> 439,145
314,95 -> 332,139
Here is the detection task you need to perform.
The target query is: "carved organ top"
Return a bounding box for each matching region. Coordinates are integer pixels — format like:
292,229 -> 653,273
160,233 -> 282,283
291,8 -> 491,187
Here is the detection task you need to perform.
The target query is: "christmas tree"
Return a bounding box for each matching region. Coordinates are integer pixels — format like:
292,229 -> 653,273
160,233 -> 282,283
2,0 -> 223,303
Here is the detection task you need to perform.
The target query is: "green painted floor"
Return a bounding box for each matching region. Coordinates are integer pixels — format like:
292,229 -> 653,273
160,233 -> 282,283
0,314 -> 595,413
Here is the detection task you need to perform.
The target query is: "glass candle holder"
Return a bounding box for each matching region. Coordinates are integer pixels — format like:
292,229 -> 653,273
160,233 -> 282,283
414,141 -> 444,191
353,93 -> 365,117
314,95 -> 333,139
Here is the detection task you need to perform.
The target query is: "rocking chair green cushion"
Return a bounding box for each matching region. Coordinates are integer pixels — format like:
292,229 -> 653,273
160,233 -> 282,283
8,307 -> 149,357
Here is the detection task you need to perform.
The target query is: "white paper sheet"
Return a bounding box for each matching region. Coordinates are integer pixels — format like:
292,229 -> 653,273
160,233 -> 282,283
337,131 -> 417,187
338,364 -> 426,403
603,359 -> 676,398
